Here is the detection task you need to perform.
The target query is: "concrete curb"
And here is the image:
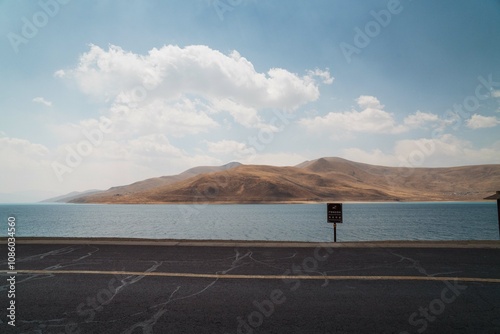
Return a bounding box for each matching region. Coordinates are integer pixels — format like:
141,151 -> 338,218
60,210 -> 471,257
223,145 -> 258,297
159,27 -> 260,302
1,237 -> 500,249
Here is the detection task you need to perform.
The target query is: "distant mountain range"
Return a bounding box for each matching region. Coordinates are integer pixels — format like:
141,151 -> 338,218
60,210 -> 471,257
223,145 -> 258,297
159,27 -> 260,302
41,189 -> 102,203
62,157 -> 500,204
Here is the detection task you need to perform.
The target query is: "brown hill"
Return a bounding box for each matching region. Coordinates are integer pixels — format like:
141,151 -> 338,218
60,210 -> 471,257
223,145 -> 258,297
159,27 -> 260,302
73,162 -> 241,203
70,157 -> 500,203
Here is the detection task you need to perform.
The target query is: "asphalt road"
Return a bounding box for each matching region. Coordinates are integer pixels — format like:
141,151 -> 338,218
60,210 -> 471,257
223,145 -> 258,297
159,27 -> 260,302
1,241 -> 500,334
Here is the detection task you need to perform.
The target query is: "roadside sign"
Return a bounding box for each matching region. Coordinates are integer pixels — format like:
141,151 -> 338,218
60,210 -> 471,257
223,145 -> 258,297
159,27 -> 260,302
327,203 -> 343,223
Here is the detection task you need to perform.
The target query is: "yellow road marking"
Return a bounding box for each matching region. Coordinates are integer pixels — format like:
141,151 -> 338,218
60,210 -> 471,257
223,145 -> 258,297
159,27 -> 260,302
2,269 -> 500,284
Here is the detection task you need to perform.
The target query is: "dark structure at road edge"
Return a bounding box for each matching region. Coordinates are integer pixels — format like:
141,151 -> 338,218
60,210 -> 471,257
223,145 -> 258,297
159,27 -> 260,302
484,191 -> 500,239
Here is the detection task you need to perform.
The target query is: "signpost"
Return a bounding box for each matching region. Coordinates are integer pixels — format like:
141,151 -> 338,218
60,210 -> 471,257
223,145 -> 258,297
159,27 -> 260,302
327,203 -> 343,242
484,191 -> 500,239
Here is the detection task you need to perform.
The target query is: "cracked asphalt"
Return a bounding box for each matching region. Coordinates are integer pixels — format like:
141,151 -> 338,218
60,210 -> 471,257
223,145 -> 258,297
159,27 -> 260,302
1,242 -> 500,333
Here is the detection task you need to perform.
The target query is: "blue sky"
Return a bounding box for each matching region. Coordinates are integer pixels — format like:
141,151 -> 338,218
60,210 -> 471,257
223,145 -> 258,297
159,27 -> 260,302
1,0 -> 500,201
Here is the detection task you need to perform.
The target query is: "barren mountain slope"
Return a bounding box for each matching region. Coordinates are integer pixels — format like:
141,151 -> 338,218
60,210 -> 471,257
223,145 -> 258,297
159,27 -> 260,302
70,158 -> 500,203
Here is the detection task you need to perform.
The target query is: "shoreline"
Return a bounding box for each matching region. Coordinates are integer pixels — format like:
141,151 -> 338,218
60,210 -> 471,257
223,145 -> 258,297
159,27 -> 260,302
2,237 -> 499,249
2,200 -> 495,205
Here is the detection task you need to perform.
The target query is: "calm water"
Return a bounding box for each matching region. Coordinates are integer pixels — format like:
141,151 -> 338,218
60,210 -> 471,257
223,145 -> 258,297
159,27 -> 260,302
0,202 -> 498,242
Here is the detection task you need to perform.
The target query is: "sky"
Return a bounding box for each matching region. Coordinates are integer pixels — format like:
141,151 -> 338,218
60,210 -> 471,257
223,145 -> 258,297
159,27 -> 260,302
1,0 -> 500,202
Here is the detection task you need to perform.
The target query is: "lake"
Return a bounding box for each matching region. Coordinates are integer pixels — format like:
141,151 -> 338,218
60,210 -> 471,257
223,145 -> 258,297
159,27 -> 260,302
0,202 -> 498,242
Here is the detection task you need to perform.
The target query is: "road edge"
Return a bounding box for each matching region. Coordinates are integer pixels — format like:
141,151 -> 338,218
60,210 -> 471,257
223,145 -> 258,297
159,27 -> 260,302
1,237 -> 500,248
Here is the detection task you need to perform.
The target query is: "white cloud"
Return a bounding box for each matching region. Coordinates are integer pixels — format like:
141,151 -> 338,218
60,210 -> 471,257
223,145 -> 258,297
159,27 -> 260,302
32,97 -> 52,107
48,127 -> 223,189
342,148 -> 399,166
53,70 -> 65,78
51,115 -> 216,162
306,68 -> 334,84
0,136 -> 55,194
342,134 -> 500,168
404,111 -> 439,128
128,134 -> 184,157
203,140 -> 307,166
299,95 -> 407,135
205,139 -> 255,156
210,98 -> 277,130
242,152 -> 309,166
50,43 -> 329,179
34,43 -> 338,194
356,95 -> 383,109
0,136 -> 50,158
108,97 -> 219,138
59,44 -> 328,110
466,114 -> 500,129
492,90 -> 500,98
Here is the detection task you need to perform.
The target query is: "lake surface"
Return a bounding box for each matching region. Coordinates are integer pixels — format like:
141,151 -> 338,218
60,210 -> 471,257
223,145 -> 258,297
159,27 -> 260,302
0,202 -> 498,242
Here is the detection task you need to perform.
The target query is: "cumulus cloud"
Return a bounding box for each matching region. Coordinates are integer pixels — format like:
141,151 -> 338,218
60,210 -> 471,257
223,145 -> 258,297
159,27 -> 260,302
306,68 -> 334,84
356,95 -> 383,109
342,148 -> 399,166
53,70 -> 65,78
210,98 -> 277,130
32,97 -> 52,107
48,124 -> 221,187
128,134 -> 185,157
0,136 -> 55,193
404,111 -> 439,128
0,136 -> 50,158
342,134 -> 500,167
243,152 -> 308,166
58,44 -> 328,110
466,114 -> 500,129
108,97 -> 219,138
299,95 -> 407,135
203,139 -> 307,166
49,43 -> 330,180
205,139 -> 254,156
